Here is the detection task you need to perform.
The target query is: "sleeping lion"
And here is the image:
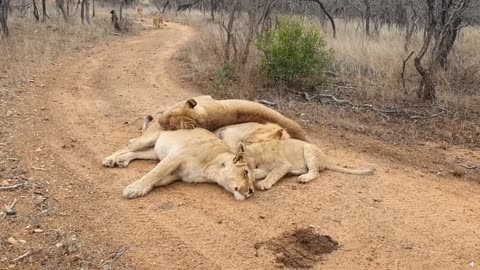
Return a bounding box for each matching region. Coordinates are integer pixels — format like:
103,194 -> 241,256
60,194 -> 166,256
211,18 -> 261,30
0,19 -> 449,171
122,128 -> 255,200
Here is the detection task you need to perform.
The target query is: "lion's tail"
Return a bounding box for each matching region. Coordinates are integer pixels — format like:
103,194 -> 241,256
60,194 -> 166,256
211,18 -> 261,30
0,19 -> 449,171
226,100 -> 308,141
325,164 -> 375,175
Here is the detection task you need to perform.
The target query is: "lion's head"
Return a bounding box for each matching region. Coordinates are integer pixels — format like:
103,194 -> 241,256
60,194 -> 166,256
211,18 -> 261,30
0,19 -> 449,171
218,150 -> 255,201
158,99 -> 200,130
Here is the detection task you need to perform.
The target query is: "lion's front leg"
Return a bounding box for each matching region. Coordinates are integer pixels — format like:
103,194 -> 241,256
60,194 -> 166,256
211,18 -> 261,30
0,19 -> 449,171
252,168 -> 268,180
123,156 -> 181,199
255,164 -> 291,191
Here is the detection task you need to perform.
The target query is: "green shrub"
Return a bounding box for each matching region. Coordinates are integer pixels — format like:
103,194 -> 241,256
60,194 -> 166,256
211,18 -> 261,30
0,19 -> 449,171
257,16 -> 333,84
212,63 -> 234,92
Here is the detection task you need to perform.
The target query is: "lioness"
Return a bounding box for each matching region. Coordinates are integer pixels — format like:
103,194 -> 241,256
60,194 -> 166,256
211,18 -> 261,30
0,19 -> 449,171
105,118 -> 288,168
123,128 -> 255,200
153,14 -> 164,29
158,95 -> 307,141
103,95 -> 306,167
237,139 -> 375,190
137,7 -> 144,19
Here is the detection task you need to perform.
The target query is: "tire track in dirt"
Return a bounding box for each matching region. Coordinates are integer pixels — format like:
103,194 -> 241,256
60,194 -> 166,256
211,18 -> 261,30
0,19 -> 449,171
12,22 -> 480,269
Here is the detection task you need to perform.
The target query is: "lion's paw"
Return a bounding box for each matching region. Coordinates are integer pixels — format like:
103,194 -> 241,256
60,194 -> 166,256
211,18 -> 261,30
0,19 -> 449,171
255,180 -> 272,191
298,173 -> 317,183
115,159 -> 130,168
123,183 -> 152,199
102,158 -> 116,168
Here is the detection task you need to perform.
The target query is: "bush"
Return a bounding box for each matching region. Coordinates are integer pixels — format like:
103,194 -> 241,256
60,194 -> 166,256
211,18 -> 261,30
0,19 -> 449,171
257,16 -> 333,84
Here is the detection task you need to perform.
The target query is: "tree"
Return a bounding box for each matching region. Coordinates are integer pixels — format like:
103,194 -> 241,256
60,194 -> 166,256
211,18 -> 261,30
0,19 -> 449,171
414,0 -> 471,102
0,0 -> 9,36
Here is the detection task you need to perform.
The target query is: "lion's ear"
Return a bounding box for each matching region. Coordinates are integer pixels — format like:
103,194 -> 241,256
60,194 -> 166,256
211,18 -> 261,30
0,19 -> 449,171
233,152 -> 244,164
185,99 -> 197,109
237,142 -> 246,153
182,120 -> 196,129
233,143 -> 246,164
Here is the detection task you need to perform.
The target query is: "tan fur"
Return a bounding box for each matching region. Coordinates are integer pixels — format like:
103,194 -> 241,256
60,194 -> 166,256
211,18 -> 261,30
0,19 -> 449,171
137,7 -> 144,18
158,95 -> 307,141
103,119 -> 287,168
153,14 -> 164,29
103,95 -> 305,167
122,128 -> 255,200
237,139 -> 375,190
214,122 -> 290,150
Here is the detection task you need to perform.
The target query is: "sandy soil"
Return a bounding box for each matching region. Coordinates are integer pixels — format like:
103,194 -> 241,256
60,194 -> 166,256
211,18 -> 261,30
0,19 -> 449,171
3,22 -> 480,269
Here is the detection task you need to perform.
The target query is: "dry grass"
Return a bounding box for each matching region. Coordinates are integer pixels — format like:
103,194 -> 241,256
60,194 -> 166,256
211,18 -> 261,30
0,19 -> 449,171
0,7 -> 139,88
176,13 -> 480,146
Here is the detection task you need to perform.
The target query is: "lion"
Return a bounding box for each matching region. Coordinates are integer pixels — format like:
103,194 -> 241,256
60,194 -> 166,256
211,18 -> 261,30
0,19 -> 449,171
122,128 -> 255,200
158,95 -> 307,141
103,95 -> 306,167
214,122 -> 290,150
104,118 -> 288,168
137,7 -> 144,19
236,138 -> 375,191
153,14 -> 164,29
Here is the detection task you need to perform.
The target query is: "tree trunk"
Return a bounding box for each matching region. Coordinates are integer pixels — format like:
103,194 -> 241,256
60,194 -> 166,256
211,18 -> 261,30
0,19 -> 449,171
41,0 -> 46,22
209,0 -> 215,21
0,0 -> 10,36
56,0 -> 68,22
414,0 -> 436,102
80,0 -> 84,24
363,0 -> 370,37
84,0 -> 89,24
32,0 -> 39,21
162,0 -> 170,13
91,0 -> 95,18
223,0 -> 239,63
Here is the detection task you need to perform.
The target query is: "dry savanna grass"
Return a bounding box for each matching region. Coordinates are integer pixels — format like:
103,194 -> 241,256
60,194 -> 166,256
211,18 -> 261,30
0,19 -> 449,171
177,14 -> 480,146
0,7 -> 138,88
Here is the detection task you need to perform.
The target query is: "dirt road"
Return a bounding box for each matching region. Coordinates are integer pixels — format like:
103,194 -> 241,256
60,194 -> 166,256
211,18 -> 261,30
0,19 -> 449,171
8,22 -> 480,269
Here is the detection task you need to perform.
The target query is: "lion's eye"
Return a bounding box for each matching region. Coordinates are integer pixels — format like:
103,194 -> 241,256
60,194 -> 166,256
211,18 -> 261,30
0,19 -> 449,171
244,170 -> 249,177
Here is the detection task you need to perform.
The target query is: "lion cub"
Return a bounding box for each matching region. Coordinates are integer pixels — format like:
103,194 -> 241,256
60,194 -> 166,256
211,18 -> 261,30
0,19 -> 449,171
237,139 -> 375,190
122,128 -> 255,201
153,14 -> 164,29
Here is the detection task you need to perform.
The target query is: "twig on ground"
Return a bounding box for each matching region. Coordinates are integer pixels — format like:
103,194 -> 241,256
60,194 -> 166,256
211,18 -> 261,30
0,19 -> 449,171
31,167 -> 47,171
460,164 -> 478,170
401,51 -> 415,95
256,99 -> 277,107
11,250 -> 36,262
103,246 -> 129,269
0,183 -> 24,191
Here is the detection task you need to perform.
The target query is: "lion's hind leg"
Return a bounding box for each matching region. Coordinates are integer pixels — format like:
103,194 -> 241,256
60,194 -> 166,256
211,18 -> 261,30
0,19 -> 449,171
113,148 -> 158,168
123,156 -> 181,199
297,144 -> 323,183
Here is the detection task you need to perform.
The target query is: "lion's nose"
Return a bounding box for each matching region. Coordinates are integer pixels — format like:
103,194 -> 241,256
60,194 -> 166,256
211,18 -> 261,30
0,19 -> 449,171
248,187 -> 254,194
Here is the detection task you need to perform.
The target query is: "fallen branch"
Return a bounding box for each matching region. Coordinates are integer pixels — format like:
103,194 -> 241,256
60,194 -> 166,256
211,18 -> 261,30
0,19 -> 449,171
0,183 -> 24,191
288,89 -> 447,121
31,167 -> 47,171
